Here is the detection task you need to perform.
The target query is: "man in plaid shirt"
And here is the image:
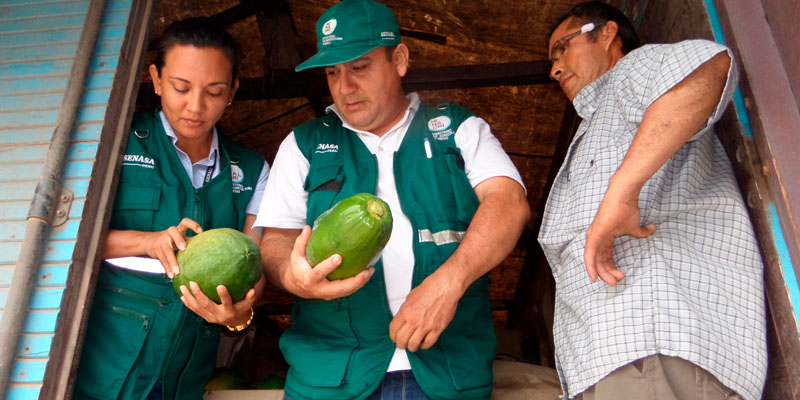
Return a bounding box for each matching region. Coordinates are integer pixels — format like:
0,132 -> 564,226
538,2 -> 767,399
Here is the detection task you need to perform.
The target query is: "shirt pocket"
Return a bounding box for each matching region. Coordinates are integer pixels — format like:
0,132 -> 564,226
280,298 -> 358,388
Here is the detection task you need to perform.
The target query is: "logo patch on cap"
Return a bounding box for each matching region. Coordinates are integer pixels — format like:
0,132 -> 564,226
322,19 -> 337,35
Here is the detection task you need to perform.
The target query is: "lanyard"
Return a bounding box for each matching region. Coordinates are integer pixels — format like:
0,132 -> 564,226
203,153 -> 217,184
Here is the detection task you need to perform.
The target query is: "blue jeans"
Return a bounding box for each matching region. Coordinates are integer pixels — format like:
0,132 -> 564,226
283,370 -> 430,400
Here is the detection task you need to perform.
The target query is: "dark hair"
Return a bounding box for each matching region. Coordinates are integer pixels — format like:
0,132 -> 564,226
550,1 -> 639,54
153,17 -> 239,83
384,45 -> 398,61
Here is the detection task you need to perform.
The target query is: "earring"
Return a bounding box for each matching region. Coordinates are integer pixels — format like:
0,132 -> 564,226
155,90 -> 159,95
227,102 -> 232,107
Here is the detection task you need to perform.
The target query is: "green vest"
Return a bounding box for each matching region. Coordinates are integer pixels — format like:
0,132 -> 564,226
74,110 -> 264,400
109,110 -> 262,233
282,103 -> 495,400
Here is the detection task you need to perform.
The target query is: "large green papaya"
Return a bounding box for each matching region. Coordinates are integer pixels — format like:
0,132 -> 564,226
173,228 -> 262,303
306,193 -> 393,280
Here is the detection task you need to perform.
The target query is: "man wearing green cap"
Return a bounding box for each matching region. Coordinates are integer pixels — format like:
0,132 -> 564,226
254,0 -> 529,399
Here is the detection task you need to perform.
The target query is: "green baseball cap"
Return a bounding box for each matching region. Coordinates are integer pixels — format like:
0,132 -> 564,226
295,0 -> 402,72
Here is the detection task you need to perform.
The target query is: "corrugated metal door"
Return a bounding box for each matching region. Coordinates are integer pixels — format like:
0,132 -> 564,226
0,0 -> 146,398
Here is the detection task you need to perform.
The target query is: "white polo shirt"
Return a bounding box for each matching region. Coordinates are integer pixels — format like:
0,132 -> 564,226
254,92 -> 523,371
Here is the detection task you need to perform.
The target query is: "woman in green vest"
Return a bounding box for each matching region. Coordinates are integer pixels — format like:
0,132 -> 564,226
73,18 -> 269,400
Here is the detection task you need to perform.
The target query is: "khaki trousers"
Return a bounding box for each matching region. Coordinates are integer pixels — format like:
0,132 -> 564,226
576,354 -> 742,400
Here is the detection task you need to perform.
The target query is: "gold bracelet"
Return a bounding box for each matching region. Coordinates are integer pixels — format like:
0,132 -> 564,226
226,307 -> 253,332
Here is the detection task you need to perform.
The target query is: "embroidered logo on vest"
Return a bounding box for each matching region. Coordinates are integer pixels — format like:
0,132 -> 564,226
231,165 -> 244,183
428,116 -> 454,140
122,154 -> 155,169
231,165 -> 253,194
315,143 -> 339,154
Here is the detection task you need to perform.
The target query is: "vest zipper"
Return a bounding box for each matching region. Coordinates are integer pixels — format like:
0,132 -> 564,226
373,154 -> 396,317
391,153 -> 422,306
158,305 -> 186,381
193,188 -> 201,224
99,283 -> 171,306
96,303 -> 151,330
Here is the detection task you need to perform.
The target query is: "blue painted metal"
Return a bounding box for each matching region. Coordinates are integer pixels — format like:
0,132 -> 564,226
35,265 -> 70,286
0,105 -> 108,127
0,160 -> 95,182
769,203 -> 800,332
0,0 -> 134,394
0,289 -> 64,310
0,89 -> 112,113
0,203 -> 28,221
703,0 -> 753,137
0,73 -> 114,95
0,126 -> 106,145
0,222 -> 26,241
0,266 -> 68,287
0,25 -> 126,48
16,335 -> 53,359
704,0 -> 799,326
9,360 -> 45,383
0,311 -> 60,335
1,143 -> 100,163
0,10 -> 130,33
5,386 -> 39,400
0,55 -> 119,78
0,38 -> 122,63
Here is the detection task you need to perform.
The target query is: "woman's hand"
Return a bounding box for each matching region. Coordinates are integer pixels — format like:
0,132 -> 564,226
142,218 -> 203,277
178,275 -> 265,327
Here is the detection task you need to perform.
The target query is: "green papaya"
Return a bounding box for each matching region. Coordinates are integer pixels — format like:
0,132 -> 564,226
306,193 -> 393,280
173,228 -> 262,303
204,368 -> 246,390
251,374 -> 285,389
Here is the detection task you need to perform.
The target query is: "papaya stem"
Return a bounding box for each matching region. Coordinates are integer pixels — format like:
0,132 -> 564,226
366,200 -> 385,219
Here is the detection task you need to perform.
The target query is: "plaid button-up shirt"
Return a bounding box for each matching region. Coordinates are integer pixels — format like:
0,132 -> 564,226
538,40 -> 767,400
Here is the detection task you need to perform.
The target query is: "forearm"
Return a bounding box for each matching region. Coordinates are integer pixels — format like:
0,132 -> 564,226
611,52 -> 730,197
434,177 -> 530,294
102,229 -> 153,259
259,228 -> 301,291
242,214 -> 261,243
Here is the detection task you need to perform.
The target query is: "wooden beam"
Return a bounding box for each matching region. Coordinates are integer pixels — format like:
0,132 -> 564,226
254,0 -> 301,72
208,0 -> 262,27
399,28 -> 447,44
228,61 -> 553,100
713,1 -> 800,398
505,104 -> 579,367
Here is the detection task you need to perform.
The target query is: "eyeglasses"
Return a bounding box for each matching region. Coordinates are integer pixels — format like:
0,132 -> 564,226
549,22 -> 601,64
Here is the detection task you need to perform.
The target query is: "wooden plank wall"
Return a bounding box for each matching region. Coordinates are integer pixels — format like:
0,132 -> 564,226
635,0 -> 800,398
0,0 -> 132,397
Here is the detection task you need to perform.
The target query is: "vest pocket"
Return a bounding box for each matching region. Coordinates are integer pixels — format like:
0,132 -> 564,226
280,298 -> 358,388
74,299 -> 155,399
442,277 -> 495,391
173,321 -> 219,400
110,183 -> 161,231
441,147 -> 479,224
304,162 -> 344,217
